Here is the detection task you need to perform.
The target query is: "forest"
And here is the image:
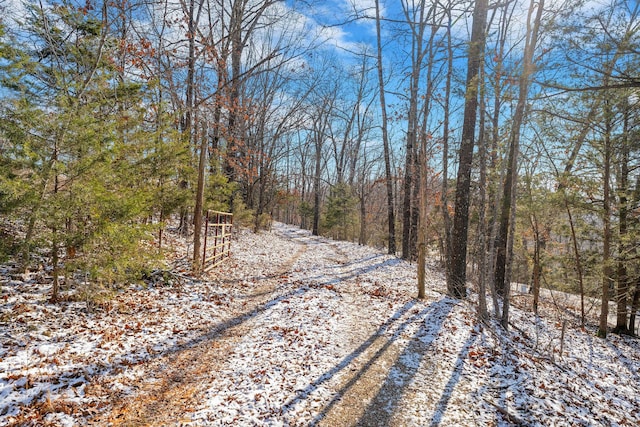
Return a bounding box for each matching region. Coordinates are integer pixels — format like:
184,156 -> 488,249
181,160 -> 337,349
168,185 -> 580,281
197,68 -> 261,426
1,0 -> 640,424
1,0 -> 640,336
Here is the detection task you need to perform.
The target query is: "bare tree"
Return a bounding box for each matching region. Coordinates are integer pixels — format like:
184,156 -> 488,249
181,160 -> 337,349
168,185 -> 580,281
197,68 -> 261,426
399,0 -> 431,260
374,0 -> 397,255
494,0 -> 545,328
448,0 -> 488,299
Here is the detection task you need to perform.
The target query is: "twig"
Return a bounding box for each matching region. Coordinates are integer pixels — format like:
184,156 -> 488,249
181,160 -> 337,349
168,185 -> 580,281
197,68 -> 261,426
484,399 -> 528,426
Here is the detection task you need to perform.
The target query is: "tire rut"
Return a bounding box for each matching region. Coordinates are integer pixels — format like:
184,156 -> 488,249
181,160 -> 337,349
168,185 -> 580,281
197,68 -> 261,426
90,239 -> 308,426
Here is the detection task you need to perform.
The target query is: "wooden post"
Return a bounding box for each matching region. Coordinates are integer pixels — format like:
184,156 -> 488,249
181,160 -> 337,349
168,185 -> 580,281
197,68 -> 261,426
213,212 -> 220,263
228,213 -> 234,259
221,213 -> 227,261
202,210 -> 210,268
202,211 -> 234,271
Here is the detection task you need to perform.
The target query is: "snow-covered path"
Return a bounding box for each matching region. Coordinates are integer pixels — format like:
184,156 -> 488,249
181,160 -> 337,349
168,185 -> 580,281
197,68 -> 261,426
1,222 -> 640,426
184,225 -> 450,426
93,223 -> 482,426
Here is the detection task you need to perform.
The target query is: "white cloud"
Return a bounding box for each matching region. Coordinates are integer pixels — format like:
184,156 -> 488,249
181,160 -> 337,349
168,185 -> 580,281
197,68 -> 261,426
1,0 -> 28,24
317,24 -> 365,53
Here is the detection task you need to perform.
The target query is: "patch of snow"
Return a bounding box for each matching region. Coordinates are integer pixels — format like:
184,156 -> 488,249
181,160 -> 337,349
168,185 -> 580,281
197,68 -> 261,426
0,222 -> 638,426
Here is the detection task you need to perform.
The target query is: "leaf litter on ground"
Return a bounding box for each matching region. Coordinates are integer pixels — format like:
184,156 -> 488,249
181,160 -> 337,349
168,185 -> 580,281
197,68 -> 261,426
0,222 -> 638,426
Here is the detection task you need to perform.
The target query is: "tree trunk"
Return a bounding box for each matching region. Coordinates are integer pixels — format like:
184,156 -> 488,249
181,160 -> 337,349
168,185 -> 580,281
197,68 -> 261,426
629,281 -> 640,335
597,97 -> 613,339
501,185 -> 519,329
51,227 -> 60,303
448,0 -> 488,299
359,195 -> 366,246
400,0 -> 429,260
494,0 -> 544,300
485,0 -> 512,317
410,154 -> 421,261
441,1 -> 454,271
476,55 -> 489,321
51,159 -> 60,302
313,136 -> 321,236
187,0 -> 205,272
193,123 -> 207,273
530,221 -> 545,315
628,178 -> 640,334
417,141 -> 428,299
614,110 -> 630,334
564,196 -> 586,328
225,0 -> 244,180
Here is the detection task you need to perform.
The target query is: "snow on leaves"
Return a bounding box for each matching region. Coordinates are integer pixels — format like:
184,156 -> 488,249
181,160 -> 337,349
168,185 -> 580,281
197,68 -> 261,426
1,223 -> 639,426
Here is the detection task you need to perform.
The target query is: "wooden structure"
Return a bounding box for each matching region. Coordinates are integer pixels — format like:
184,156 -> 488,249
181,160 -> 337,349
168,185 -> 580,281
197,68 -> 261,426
202,210 -> 233,272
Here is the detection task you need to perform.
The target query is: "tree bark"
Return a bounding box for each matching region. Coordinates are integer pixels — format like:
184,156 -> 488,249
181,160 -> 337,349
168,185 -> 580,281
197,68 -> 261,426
448,0 -> 488,299
400,0 -> 430,260
417,140 -> 428,299
494,0 -> 544,301
598,97 -> 614,339
614,109 -> 630,334
629,282 -> 640,335
193,123 -> 207,273
530,219 -> 545,316
629,178 -> 640,334
313,135 -> 321,236
476,54 -> 489,321
359,194 -> 367,246
565,201 -> 586,328
187,0 -> 205,272
440,1 -> 454,272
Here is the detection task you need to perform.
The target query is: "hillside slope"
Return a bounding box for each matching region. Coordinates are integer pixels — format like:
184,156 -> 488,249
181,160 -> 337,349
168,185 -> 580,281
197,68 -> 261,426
1,223 -> 638,426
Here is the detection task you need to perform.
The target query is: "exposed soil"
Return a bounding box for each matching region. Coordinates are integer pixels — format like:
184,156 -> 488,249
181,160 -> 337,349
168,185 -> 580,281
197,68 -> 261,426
91,235 -> 309,426
2,223 -> 639,427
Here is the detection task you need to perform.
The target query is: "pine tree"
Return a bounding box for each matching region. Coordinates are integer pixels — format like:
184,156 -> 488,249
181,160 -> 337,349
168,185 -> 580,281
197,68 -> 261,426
0,1 -> 184,301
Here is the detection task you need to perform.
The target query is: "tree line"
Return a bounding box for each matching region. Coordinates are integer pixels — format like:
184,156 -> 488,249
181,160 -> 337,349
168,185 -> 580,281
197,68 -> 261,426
1,0 -> 639,337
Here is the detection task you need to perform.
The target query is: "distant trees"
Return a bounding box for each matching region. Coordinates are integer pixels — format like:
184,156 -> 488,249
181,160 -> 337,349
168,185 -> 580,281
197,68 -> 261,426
2,0 -> 640,338
540,0 -> 640,337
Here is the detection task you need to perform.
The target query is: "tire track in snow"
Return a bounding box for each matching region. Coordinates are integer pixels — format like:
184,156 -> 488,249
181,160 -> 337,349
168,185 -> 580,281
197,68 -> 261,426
90,231 -> 308,426
184,226 -> 390,425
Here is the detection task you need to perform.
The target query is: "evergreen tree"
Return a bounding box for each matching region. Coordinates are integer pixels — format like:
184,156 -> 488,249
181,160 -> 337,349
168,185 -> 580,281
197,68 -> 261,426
324,182 -> 357,241
0,1 -> 185,300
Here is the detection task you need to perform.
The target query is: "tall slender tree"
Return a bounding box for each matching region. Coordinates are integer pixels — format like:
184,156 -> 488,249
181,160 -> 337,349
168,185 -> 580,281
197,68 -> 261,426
448,0 -> 488,299
494,0 -> 545,328
374,0 -> 397,255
